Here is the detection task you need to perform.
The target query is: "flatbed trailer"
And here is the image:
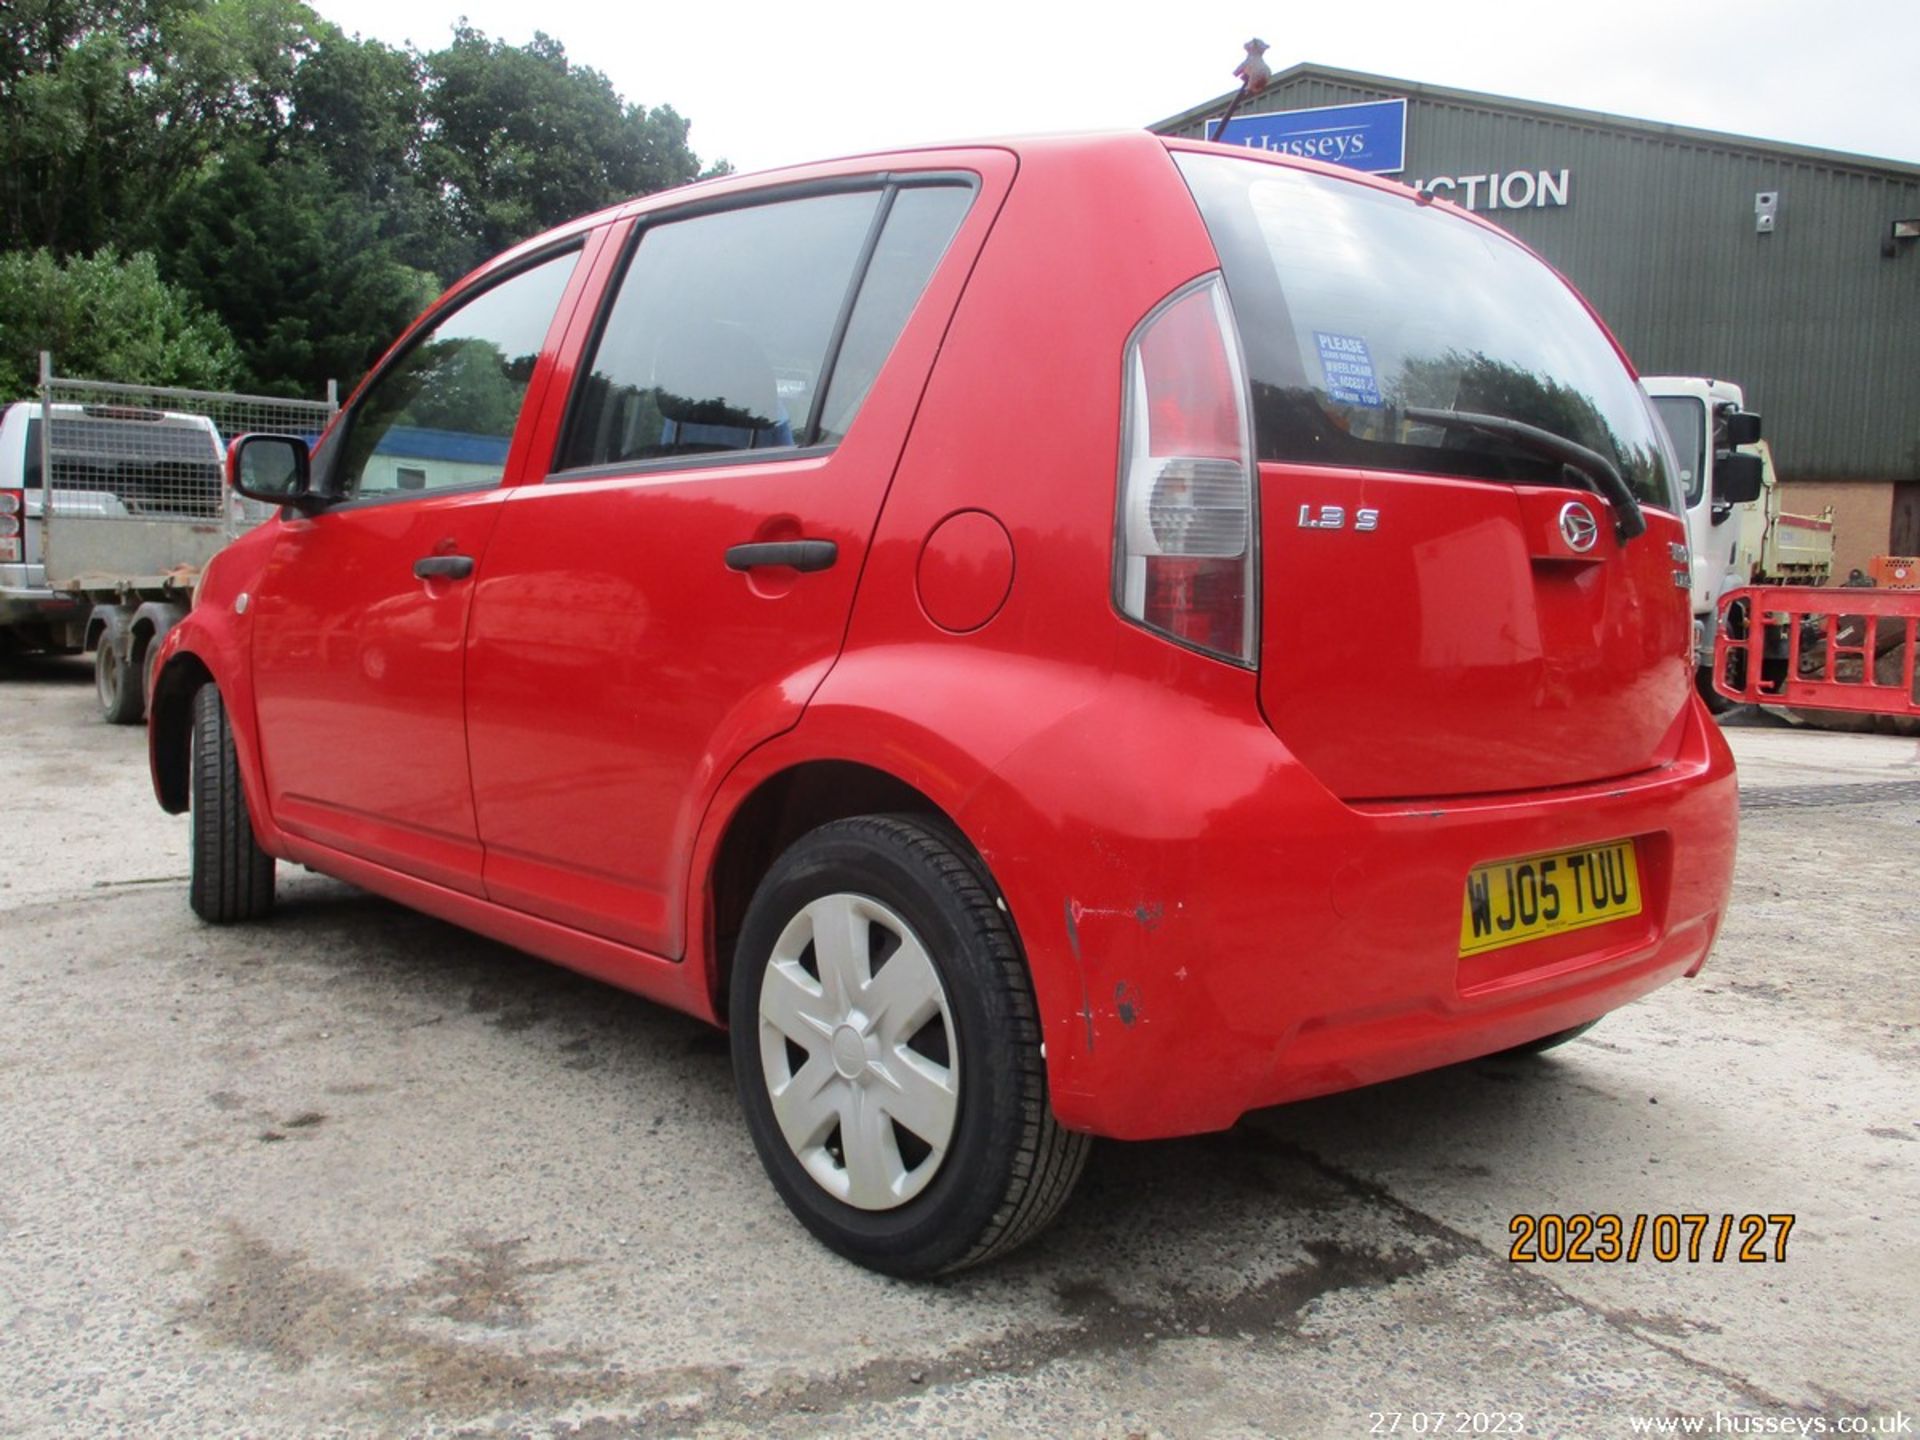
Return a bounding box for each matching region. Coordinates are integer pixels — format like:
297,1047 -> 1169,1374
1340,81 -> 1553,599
1,358 -> 334,721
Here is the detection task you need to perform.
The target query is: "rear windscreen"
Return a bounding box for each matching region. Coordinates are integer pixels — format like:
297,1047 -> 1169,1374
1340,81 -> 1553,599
1175,152 -> 1677,510
41,414 -> 223,516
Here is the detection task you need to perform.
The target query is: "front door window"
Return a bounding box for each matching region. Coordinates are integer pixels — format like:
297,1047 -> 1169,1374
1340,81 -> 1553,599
331,250 -> 579,500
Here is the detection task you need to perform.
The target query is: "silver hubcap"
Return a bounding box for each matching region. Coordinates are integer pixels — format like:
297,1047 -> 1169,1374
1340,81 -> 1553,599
756,893 -> 959,1210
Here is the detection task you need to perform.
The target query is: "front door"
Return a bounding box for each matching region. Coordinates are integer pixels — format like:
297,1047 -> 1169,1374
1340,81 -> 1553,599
249,247 -> 586,893
465,171 -> 995,955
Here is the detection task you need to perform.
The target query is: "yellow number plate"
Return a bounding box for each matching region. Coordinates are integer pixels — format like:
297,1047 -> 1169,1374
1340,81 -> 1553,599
1459,839 -> 1642,957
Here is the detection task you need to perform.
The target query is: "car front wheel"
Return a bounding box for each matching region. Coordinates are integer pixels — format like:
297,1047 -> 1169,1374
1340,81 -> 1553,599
188,684 -> 275,923
730,816 -> 1089,1276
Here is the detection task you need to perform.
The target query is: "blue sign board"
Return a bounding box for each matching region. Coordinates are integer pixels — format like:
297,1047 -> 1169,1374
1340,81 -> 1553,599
1205,98 -> 1407,175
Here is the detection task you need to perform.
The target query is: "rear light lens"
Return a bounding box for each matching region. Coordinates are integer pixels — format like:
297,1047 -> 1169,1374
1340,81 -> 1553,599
0,489 -> 20,563
1114,274 -> 1257,665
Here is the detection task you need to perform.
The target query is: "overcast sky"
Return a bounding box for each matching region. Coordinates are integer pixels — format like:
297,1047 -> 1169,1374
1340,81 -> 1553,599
312,0 -> 1920,175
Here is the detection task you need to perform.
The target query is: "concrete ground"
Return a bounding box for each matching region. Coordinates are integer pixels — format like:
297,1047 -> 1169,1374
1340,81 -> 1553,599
1,655 -> 1915,1439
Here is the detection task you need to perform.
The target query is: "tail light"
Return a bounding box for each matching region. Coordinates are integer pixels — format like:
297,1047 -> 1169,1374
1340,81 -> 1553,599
1114,274 -> 1257,665
0,490 -> 21,564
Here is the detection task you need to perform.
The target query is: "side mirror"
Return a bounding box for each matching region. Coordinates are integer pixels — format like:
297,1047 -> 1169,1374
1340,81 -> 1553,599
1721,410 -> 1762,447
227,434 -> 323,512
1713,451 -> 1765,506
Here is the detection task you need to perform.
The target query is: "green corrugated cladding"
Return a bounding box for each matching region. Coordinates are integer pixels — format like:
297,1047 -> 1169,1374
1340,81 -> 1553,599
1155,67 -> 1920,483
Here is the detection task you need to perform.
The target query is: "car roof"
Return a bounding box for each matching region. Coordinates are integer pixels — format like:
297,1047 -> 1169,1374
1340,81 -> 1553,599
459,131 -> 1170,289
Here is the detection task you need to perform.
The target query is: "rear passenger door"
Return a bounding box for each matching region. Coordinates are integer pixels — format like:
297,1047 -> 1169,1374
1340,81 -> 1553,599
464,160 -> 1008,957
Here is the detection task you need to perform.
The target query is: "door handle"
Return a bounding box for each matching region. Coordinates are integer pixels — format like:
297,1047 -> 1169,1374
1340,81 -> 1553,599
413,554 -> 475,580
724,540 -> 838,573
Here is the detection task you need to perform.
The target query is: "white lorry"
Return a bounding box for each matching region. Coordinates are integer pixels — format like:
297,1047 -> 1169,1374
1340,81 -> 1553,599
1641,376 -> 1835,700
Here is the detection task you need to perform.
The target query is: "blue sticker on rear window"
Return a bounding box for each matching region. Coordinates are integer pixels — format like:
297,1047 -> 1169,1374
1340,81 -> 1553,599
1315,331 -> 1382,407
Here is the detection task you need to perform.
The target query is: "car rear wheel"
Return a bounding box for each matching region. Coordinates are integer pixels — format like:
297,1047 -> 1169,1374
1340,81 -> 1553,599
188,684 -> 275,923
729,816 -> 1090,1276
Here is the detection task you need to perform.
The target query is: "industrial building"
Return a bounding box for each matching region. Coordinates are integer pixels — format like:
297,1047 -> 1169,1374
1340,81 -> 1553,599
1154,65 -> 1920,575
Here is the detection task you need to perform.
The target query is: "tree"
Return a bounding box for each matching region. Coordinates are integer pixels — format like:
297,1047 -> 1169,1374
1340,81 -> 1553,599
421,26 -> 704,269
0,0 -> 323,257
158,143 -> 441,396
286,23 -> 421,189
156,19 -> 713,392
0,4 -> 153,256
1,8 -> 716,395
0,246 -> 241,397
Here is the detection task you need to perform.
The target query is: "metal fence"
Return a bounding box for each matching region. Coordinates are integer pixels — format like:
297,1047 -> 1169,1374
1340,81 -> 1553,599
37,354 -> 336,592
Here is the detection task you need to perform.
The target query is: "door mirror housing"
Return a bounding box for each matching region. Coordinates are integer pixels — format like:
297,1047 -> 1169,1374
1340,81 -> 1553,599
1713,451 -> 1765,507
1721,410 -> 1762,447
228,434 -> 323,512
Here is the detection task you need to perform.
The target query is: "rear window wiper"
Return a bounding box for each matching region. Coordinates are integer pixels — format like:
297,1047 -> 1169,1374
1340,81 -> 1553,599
1402,407 -> 1647,542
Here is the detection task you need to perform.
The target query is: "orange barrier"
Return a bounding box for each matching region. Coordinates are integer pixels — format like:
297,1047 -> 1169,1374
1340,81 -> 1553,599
1714,584 -> 1920,716
1869,555 -> 1918,589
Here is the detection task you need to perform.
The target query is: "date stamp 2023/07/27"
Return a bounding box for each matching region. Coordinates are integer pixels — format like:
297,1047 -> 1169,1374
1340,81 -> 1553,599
1508,1213 -> 1795,1264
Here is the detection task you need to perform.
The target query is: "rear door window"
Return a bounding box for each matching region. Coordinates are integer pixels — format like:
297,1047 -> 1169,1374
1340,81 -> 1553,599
1175,152 -> 1678,510
557,182 -> 971,472
815,186 -> 973,444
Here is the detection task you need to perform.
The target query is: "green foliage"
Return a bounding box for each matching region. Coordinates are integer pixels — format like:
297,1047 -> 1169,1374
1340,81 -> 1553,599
379,338 -> 528,436
159,142 -> 441,396
1394,348 -> 1663,497
421,26 -> 703,271
1397,350 -> 1609,441
0,0 -> 325,257
0,4 -> 714,394
287,22 -> 423,199
0,247 -> 242,397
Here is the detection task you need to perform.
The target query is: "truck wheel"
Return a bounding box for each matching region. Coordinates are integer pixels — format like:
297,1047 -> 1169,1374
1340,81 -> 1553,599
96,639 -> 144,725
189,685 -> 275,923
730,816 -> 1090,1276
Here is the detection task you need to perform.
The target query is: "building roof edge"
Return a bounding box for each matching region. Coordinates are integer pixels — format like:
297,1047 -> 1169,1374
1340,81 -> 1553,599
1149,62 -> 1920,181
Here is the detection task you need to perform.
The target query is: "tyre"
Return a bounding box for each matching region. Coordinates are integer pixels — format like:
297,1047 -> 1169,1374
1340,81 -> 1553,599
142,633 -> 164,719
730,816 -> 1090,1276
1492,1019 -> 1599,1058
188,684 -> 275,923
96,638 -> 144,725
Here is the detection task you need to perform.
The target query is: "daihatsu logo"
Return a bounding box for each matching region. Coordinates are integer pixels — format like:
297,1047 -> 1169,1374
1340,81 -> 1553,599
1558,501 -> 1599,553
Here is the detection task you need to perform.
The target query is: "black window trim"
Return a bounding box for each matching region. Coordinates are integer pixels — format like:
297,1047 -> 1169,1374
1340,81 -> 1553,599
314,235 -> 588,504
802,185 -> 897,446
545,170 -> 979,487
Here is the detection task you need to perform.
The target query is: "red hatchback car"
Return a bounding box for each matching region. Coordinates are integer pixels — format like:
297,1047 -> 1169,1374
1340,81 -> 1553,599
148,132 -> 1737,1275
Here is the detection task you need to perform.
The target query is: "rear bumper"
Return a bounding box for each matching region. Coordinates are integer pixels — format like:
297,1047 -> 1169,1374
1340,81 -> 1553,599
970,687 -> 1737,1140
0,567 -> 82,627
